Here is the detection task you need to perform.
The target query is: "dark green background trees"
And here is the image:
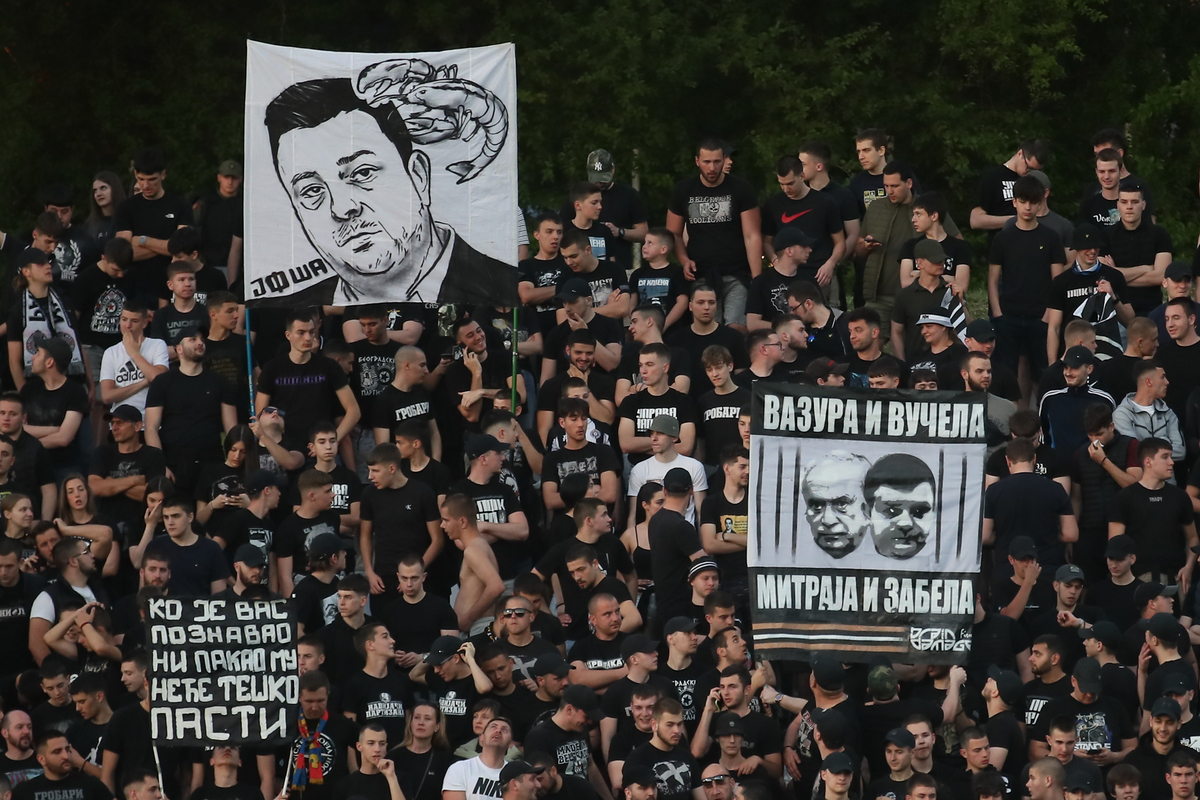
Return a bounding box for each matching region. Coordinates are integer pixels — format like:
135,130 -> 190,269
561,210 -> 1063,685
2,0 -> 1198,252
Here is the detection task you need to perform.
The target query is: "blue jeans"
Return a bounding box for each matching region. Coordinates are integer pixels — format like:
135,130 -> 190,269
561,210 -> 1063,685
992,315 -> 1047,382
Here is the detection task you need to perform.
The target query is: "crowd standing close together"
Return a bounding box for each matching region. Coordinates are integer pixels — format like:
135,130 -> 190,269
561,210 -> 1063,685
0,128 -> 1196,800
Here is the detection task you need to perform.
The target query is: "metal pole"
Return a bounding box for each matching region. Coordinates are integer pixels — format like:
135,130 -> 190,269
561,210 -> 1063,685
245,306 -> 256,419
511,307 -> 519,414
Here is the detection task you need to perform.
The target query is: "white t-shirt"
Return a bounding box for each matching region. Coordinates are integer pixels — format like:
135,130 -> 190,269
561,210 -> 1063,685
442,755 -> 503,800
99,337 -> 171,413
627,452 -> 708,524
31,583 -> 99,622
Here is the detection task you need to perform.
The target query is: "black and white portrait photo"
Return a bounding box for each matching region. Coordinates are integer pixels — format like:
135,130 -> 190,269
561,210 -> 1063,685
246,42 -> 520,307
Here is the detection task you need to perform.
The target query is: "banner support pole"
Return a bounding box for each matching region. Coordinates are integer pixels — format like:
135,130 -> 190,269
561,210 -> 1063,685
511,307 -> 519,414
245,305 -> 256,419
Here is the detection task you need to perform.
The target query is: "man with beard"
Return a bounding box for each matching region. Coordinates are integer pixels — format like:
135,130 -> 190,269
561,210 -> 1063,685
12,732 -> 109,800
841,307 -> 898,387
960,352 -> 1017,451
28,537 -> 109,665
623,699 -> 703,800
864,454 -> 937,560
771,313 -> 812,382
801,452 -> 871,561
0,711 -> 38,787
529,749 -> 600,800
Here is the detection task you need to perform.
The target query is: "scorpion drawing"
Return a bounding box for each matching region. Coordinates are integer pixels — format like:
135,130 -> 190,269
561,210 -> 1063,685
355,58 -> 509,184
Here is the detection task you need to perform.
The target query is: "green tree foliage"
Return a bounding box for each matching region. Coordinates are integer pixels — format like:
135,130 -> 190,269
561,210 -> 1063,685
0,0 -> 1197,256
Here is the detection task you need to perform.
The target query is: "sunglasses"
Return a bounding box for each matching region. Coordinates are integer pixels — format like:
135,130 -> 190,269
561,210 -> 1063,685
702,777 -> 731,786
503,609 -> 530,618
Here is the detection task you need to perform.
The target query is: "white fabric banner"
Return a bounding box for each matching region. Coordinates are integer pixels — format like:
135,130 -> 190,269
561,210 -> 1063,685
244,40 -> 519,307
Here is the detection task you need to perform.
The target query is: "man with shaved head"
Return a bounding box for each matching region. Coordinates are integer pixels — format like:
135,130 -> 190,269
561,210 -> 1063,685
372,343 -> 441,460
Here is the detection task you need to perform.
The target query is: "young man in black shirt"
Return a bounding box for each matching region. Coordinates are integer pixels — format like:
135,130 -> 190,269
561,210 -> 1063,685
892,239 -> 967,364
344,621 -> 414,745
372,346 -> 440,458
202,290 -> 253,422
541,283 -> 624,384
899,192 -> 972,295
1030,657 -> 1136,761
360,444 -> 441,601
20,337 -> 89,476
446,318 -> 528,435
143,324 -> 237,494
519,213 -> 568,335
615,306 -> 692,406
1079,148 -> 1124,227
648,468 -> 706,634
349,305 -> 402,410
669,286 -> 749,402
256,310 -> 359,453
566,182 -> 618,265
334,722 -> 405,800
558,228 -> 629,321
276,469 -> 342,597
761,157 -> 845,291
1046,224 -> 1133,362
618,345 -> 699,467
1026,564 -> 1105,672
987,175 -> 1066,399
666,138 -> 762,330
699,446 -> 749,611
409,637 -> 493,747
1107,181 -> 1172,317
623,698 -> 701,800
142,496 -> 229,596
291,532 -> 345,636
149,261 -> 207,347
541,398 -> 622,516
696,349 -> 749,468
288,670 -> 356,800
971,138 -> 1049,239
113,148 -> 193,306
524,684 -> 606,788
1110,437 -> 1197,584
13,732 -> 110,800
745,228 -> 814,332
376,553 -> 458,662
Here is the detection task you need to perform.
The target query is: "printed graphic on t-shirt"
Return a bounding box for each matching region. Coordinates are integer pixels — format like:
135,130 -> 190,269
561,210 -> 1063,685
862,189 -> 886,209
588,234 -> 608,260
688,196 -> 733,225
358,358 -> 393,397
115,359 -> 145,386
588,278 -> 614,308
1075,712 -> 1113,751
55,239 -> 83,282
91,288 -> 124,334
1001,180 -> 1016,202
768,285 -> 789,314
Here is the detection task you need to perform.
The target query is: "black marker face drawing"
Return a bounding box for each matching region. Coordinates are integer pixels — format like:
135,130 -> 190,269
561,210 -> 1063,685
275,110 -> 435,282
802,455 -> 870,559
864,454 -> 937,560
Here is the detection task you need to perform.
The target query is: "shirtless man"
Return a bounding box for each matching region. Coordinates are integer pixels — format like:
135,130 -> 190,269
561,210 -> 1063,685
441,493 -> 506,633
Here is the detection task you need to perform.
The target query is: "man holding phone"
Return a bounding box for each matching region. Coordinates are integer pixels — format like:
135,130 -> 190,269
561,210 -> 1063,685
891,238 -> 968,362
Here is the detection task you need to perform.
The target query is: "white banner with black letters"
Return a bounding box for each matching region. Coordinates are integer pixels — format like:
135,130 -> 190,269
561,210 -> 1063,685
148,597 -> 298,746
749,384 -> 985,663
244,40 -> 519,307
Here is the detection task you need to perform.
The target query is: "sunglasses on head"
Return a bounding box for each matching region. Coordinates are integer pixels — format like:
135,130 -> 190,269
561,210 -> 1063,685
503,609 -> 529,618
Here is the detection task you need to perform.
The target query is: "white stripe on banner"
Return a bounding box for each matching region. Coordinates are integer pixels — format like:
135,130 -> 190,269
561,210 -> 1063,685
754,633 -> 907,643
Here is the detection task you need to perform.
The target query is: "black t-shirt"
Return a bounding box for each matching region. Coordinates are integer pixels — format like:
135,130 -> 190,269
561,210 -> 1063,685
543,316 -> 626,376
761,190 -> 845,274
541,442 -> 622,490
602,675 -> 679,725
378,592 -> 458,655
667,325 -> 750,400
343,667 -> 414,743
696,388 -> 749,466
1022,674 -> 1074,729
1107,221 -> 1174,314
386,745 -> 456,800
1078,192 -> 1120,228
186,783 -> 265,800
101,702 -> 182,797
525,719 -> 591,779
1090,577 -> 1141,634
0,572 -> 46,678
536,533 -> 635,639
565,219 -> 618,263
193,463 -> 244,535
975,164 -> 1021,219
144,535 -> 230,596
145,367 -> 236,458
985,443 -> 1069,482
667,175 -> 759,277
520,254 -> 569,333
72,265 -> 131,348
360,481 -> 439,576
448,477 -> 524,579
744,269 -> 796,323
898,235 -> 974,277
501,636 -> 560,684
288,464 -> 361,519
1029,693 -> 1134,750
150,303 -> 208,345
557,260 -> 627,310
537,372 -> 616,416
624,742 -> 700,800
657,660 -> 707,727
991,578 -> 1057,630
372,383 -> 435,433
1026,605 -> 1106,672
424,671 -> 479,747
613,346 -> 693,391
351,339 -> 401,404
67,718 -> 108,770
203,333 -> 252,421
258,355 -> 349,452
1111,482 -> 1194,575
442,352 -> 514,434
648,509 -> 702,623
275,511 -> 342,580
334,771 -> 391,800
699,490 -> 748,586
9,432 -> 55,506
1157,339 -> 1200,421
1047,265 -> 1130,359
984,473 -> 1073,570
31,700 -> 82,736
848,172 -> 891,219
113,192 -> 194,299
568,633 -> 627,674
292,573 -> 340,634
630,264 -> 689,317
968,611 -> 1032,680
617,388 -> 699,466
988,224 -> 1065,318
12,772 -> 111,800
19,376 -> 89,469
215,509 -> 274,582
402,459 -> 453,499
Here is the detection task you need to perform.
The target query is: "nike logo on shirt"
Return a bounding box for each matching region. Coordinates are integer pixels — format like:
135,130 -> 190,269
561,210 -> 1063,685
781,210 -> 813,223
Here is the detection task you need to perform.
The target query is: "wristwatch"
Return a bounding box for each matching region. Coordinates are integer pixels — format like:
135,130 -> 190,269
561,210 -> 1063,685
138,235 -> 148,246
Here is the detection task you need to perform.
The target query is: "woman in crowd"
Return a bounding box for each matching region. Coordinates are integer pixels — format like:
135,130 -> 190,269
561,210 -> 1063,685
195,424 -> 255,529
3,493 -> 36,564
55,474 -> 117,576
388,701 -> 455,800
84,171 -> 127,247
128,476 -> 175,569
622,480 -> 663,618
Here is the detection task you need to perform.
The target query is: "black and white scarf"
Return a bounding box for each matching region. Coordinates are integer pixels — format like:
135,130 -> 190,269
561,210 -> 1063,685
20,289 -> 84,376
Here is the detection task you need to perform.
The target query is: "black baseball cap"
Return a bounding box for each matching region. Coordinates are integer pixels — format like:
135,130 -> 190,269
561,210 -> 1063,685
622,765 -> 657,789
987,665 -> 1024,707
1165,261 -> 1194,282
465,433 -> 509,460
662,467 -> 693,494
964,319 -> 996,343
1138,612 -> 1181,642
531,653 -> 573,678
810,653 -> 845,691
424,635 -> 464,666
1105,535 -> 1136,559
106,404 -> 143,423
1008,536 -> 1037,560
620,634 -> 659,661
1073,657 -> 1103,695
1134,581 -> 1178,608
233,544 -> 267,568
1079,620 -> 1121,651
1152,697 -> 1182,721
562,684 -> 605,721
307,532 -> 344,560
884,728 -> 915,749
556,278 -> 591,302
1161,673 -> 1192,697
171,322 -> 207,345
1054,564 -> 1086,584
245,469 -> 287,496
773,228 -> 816,251
821,752 -> 854,774
1062,345 -> 1095,368
713,711 -> 745,737
499,761 -> 545,786
1065,774 -> 1096,793
664,617 -> 698,636
806,357 -> 849,381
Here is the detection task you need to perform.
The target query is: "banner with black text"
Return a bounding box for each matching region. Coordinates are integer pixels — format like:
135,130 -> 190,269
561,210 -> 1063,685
148,597 -> 298,746
749,384 -> 985,663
